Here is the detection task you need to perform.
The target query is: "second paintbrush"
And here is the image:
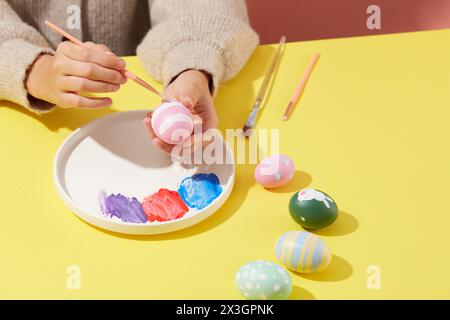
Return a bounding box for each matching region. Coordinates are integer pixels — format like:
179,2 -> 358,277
243,36 -> 286,137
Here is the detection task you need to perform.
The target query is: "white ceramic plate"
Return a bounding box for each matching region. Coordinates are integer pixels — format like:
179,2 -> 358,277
53,110 -> 235,235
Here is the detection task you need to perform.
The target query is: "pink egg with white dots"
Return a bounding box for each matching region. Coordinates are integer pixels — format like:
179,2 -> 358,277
254,154 -> 295,188
151,101 -> 194,145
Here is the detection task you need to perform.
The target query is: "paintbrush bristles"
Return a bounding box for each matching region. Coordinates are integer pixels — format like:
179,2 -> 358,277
282,101 -> 294,121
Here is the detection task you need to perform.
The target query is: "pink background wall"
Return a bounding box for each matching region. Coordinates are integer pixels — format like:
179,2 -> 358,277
246,0 -> 450,44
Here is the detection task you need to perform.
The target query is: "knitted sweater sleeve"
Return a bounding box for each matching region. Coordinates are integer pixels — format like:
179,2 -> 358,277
137,0 -> 259,93
0,0 -> 55,113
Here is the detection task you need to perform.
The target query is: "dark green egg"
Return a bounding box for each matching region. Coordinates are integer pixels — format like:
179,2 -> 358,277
289,189 -> 338,229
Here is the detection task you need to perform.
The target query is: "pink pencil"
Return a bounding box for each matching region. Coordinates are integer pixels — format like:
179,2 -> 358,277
44,20 -> 162,97
282,52 -> 319,121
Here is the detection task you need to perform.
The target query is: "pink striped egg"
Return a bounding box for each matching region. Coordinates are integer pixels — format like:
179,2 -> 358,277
151,101 -> 194,145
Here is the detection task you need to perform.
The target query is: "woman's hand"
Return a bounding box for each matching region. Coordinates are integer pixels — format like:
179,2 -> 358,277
26,41 -> 127,109
143,69 -> 218,154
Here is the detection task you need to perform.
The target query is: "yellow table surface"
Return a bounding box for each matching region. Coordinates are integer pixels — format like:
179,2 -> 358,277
1,29 -> 450,299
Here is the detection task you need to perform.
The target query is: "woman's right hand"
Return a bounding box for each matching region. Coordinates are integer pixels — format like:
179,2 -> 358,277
26,41 -> 128,109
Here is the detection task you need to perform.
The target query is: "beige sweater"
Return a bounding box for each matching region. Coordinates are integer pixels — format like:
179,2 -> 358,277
0,0 -> 259,113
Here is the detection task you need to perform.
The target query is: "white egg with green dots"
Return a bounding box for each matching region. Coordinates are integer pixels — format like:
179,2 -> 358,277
235,260 -> 292,300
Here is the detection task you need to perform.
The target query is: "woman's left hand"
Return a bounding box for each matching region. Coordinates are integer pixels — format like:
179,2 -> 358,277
143,69 -> 218,154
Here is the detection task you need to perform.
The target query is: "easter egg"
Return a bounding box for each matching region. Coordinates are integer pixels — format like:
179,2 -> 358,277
235,260 -> 292,300
254,154 -> 295,188
275,231 -> 331,273
151,100 -> 194,145
289,188 -> 338,229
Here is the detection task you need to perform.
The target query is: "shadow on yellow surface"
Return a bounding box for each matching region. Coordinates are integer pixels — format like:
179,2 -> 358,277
289,285 -> 316,300
1,100 -> 118,131
266,170 -> 312,194
314,211 -> 359,237
215,45 -> 275,132
296,255 -> 353,282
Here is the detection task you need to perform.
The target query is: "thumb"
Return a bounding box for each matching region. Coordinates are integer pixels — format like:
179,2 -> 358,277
177,88 -> 199,111
180,96 -> 195,109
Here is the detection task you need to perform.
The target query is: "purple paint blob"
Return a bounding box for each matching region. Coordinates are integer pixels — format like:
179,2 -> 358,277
99,191 -> 148,223
177,173 -> 222,210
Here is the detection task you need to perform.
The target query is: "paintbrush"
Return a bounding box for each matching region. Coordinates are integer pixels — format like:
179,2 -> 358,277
44,20 -> 162,97
282,52 -> 319,121
242,35 -> 286,137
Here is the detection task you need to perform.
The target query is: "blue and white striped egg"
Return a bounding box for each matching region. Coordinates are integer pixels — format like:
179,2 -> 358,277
275,231 -> 331,273
235,260 -> 292,300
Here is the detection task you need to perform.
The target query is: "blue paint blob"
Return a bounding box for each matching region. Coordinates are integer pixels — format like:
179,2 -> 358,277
177,173 -> 222,210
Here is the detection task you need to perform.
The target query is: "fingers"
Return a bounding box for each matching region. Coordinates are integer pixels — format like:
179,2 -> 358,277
205,114 -> 218,131
83,42 -> 113,54
63,58 -> 127,85
165,84 -> 199,111
152,138 -> 174,154
56,41 -> 127,85
152,75 -> 218,154
57,41 -> 126,70
192,114 -> 203,132
61,76 -> 120,93
143,113 -> 155,139
42,41 -> 129,110
195,107 -> 218,131
58,93 -> 112,109
143,112 -> 174,154
179,96 -> 195,110
145,113 -> 206,156
179,124 -> 213,156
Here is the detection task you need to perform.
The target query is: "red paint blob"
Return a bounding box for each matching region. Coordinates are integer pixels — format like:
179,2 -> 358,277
142,189 -> 189,222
